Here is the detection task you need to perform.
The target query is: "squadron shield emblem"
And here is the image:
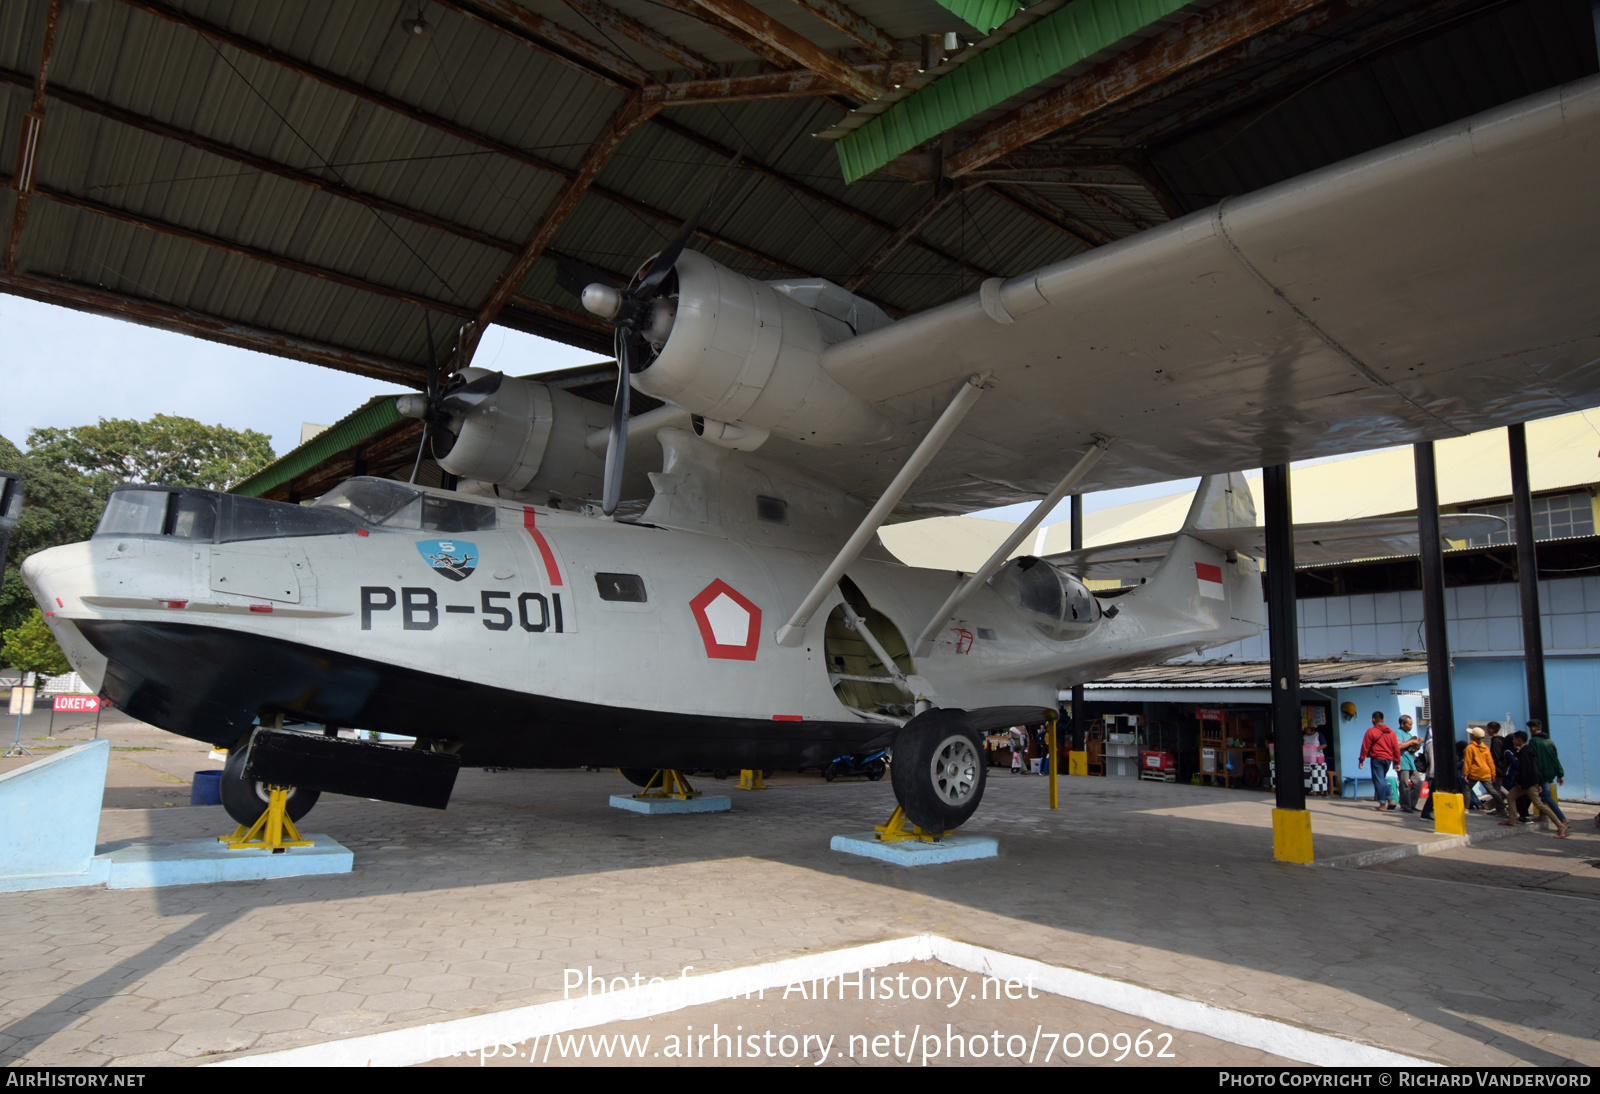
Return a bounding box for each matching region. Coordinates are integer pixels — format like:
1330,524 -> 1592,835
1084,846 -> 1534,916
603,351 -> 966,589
415,539 -> 478,581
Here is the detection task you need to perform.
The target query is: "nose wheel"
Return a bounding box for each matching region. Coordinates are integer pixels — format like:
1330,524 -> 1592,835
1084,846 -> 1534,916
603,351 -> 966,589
219,741 -> 319,828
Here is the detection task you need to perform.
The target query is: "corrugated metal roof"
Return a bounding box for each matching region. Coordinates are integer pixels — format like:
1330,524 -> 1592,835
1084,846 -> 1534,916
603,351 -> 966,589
1,0 -> 1591,403
1089,657 -> 1427,686
880,408 -> 1600,566
232,393 -> 405,497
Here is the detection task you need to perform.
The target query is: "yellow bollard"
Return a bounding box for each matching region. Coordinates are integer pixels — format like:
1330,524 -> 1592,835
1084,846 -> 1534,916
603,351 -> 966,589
1067,751 -> 1087,776
738,768 -> 765,791
1432,792 -> 1466,836
1271,808 -> 1314,863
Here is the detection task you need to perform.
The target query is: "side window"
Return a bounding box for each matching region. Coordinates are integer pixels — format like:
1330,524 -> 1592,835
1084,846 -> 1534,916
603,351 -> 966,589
594,572 -> 647,603
420,496 -> 497,532
167,495 -> 217,540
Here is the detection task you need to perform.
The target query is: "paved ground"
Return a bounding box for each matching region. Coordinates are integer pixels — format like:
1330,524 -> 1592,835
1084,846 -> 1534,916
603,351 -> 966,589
425,959 -> 1297,1067
1,714 -> 1596,1067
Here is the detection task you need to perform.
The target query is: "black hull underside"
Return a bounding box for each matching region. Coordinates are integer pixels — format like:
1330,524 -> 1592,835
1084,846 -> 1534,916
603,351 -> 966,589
77,619 -> 897,769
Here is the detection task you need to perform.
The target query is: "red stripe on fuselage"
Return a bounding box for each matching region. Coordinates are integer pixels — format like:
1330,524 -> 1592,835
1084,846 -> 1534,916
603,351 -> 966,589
523,507 -> 564,586
1195,562 -> 1223,584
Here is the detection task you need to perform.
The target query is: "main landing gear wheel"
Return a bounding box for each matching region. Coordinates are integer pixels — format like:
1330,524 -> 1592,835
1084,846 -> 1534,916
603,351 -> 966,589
220,743 -> 319,827
890,712 -> 986,831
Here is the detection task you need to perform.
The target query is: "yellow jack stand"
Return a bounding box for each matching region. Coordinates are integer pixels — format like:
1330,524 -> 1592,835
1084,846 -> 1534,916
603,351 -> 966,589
220,786 -> 313,853
874,805 -> 951,844
634,769 -> 700,801
738,769 -> 765,790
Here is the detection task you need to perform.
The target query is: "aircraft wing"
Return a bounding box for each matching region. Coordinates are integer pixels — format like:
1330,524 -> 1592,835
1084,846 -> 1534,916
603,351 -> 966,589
778,75 -> 1600,517
1048,514 -> 1508,581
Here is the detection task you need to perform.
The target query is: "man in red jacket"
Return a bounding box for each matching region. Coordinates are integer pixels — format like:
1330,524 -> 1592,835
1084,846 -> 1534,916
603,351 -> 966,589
1358,712 -> 1402,811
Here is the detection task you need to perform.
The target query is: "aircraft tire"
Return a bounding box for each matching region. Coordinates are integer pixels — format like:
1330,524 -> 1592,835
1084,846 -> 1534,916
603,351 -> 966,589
219,744 -> 320,828
890,713 -> 986,831
619,768 -> 657,788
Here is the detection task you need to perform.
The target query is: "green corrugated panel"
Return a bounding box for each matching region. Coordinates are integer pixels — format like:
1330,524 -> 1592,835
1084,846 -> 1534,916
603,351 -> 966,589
231,396 -> 405,497
935,0 -> 1024,35
837,0 -> 1187,184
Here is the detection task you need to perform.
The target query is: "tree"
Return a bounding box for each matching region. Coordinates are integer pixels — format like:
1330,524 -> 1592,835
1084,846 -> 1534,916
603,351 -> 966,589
27,414 -> 274,492
1,608 -> 71,676
0,415 -> 277,637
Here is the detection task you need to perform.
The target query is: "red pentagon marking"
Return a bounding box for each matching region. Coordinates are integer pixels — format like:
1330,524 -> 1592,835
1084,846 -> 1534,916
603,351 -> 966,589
689,579 -> 762,661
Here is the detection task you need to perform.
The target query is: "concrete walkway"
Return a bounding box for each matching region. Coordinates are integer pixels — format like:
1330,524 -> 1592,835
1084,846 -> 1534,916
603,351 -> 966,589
0,721 -> 1595,1067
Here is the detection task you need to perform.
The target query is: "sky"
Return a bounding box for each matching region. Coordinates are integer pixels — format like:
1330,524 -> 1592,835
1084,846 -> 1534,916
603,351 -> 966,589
0,294 -> 603,457
0,291 -> 1367,518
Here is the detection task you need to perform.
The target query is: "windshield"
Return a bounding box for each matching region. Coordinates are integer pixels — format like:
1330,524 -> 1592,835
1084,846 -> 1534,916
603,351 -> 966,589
315,478 -> 497,531
314,479 -> 421,523
96,486 -> 357,543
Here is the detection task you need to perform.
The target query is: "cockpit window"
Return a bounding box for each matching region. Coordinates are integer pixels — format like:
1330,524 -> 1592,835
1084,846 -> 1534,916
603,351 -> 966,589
314,479 -> 420,523
97,490 -> 170,537
96,486 -> 358,543
380,495 -> 498,532
313,478 -> 495,532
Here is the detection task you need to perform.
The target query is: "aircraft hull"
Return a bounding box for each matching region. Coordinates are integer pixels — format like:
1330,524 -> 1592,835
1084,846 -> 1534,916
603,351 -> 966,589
74,618 -> 893,768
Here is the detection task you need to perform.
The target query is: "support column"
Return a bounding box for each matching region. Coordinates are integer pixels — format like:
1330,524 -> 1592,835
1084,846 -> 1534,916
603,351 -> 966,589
1415,442 -> 1463,834
1508,424 -> 1548,727
1070,493 -> 1087,763
1265,464 -> 1311,863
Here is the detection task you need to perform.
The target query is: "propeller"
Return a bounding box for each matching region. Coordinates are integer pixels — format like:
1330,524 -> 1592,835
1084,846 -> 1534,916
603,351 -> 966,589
571,155 -> 741,515
398,321 -> 503,483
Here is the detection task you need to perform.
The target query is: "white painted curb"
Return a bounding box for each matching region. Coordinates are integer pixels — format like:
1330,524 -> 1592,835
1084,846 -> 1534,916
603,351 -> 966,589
209,935 -> 1434,1068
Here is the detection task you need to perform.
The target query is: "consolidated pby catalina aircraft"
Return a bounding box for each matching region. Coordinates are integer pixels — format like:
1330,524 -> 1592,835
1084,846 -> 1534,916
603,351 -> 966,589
20,75 -> 1600,836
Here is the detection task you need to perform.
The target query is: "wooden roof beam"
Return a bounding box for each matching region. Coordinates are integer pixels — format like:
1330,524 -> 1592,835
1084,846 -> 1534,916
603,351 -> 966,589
788,0 -> 898,58
842,181 -> 967,292
985,183 -> 1110,249
646,59 -> 918,103
462,93 -> 660,363
18,176 -> 477,319
685,0 -> 885,100
556,0 -> 715,75
944,0 -> 1339,178
8,0 -> 59,273
410,0 -> 646,87
645,0 -> 799,68
1120,0 -> 1497,149
0,270 -> 425,385
0,67 -> 523,258
96,11 -> 826,292
647,114 -> 993,282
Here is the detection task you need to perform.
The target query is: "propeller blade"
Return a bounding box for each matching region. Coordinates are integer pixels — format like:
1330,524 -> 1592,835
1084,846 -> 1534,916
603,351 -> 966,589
601,332 -> 636,516
632,154 -> 741,300
555,257 -> 621,300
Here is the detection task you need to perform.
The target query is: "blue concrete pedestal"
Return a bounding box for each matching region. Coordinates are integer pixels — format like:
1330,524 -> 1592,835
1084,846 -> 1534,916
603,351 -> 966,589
830,831 -> 998,866
0,739 -> 110,892
103,836 -> 353,888
609,794 -> 731,814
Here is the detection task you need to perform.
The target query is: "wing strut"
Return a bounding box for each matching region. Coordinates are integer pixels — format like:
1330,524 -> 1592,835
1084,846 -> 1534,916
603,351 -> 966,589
910,435 -> 1113,657
774,374 -> 988,648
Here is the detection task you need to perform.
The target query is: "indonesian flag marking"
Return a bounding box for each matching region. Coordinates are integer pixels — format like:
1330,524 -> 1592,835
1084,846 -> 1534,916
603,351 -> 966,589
1196,561 -> 1225,600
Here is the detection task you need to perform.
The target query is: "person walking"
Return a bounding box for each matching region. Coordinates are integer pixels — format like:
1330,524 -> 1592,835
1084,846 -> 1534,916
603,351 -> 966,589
1463,727 -> 1505,815
1527,720 -> 1572,838
1358,711 -> 1401,811
1485,722 -> 1512,817
1395,715 -> 1423,812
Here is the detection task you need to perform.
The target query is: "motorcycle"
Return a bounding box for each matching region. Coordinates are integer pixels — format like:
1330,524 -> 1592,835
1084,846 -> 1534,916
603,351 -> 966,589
823,748 -> 889,782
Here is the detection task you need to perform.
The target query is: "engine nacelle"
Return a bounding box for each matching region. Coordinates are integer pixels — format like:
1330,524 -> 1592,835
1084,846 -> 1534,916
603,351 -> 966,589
633,250 -> 892,446
437,375 -> 612,498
